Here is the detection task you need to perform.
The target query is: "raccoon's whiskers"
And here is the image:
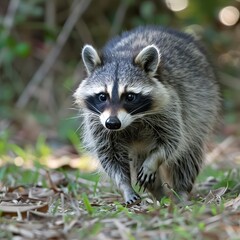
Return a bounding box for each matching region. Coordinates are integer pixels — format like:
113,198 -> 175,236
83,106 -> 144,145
129,101 -> 153,115
142,118 -> 159,134
66,115 -> 82,120
68,107 -> 80,111
67,112 -> 89,119
80,112 -> 99,117
75,124 -> 83,134
84,101 -> 102,115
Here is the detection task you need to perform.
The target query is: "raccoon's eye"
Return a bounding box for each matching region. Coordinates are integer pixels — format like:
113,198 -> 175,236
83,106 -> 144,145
98,93 -> 108,102
125,93 -> 137,102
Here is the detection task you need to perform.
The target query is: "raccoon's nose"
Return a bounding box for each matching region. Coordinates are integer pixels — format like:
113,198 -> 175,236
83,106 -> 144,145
105,116 -> 121,130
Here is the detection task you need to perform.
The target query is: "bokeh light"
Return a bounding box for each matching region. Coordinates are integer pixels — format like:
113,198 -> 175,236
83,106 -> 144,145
219,6 -> 240,26
14,156 -> 24,166
165,0 -> 188,12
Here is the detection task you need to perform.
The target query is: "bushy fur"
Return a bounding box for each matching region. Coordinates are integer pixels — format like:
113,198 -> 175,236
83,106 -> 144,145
74,26 -> 220,205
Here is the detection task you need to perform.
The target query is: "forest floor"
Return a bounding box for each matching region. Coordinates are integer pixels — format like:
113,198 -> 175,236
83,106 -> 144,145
0,132 -> 240,240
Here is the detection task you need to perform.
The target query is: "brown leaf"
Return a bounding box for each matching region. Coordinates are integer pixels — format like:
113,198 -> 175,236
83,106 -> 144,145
12,186 -> 29,196
27,210 -> 55,221
0,192 -> 21,201
45,171 -> 64,192
47,171 -> 66,186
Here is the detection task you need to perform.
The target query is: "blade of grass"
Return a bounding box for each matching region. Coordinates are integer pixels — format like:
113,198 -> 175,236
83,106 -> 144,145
82,193 -> 94,215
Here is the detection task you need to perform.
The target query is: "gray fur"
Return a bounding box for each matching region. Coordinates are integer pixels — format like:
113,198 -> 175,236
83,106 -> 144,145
74,26 -> 220,205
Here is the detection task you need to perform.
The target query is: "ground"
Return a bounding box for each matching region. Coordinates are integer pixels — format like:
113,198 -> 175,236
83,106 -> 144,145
0,134 -> 240,240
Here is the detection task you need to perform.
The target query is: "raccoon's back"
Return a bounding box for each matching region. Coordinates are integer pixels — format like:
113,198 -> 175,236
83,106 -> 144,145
102,26 -> 217,88
103,26 -> 204,61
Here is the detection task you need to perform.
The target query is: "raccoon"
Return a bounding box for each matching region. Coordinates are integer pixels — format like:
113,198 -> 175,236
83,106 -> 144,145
74,26 -> 220,205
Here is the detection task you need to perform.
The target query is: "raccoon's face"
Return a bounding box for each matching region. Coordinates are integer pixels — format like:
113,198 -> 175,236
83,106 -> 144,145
74,44 -> 169,131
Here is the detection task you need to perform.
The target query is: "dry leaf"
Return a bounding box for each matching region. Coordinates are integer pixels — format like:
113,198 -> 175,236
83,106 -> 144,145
204,187 -> 228,204
224,194 -> 240,210
0,192 -> 21,201
46,171 -> 66,186
28,187 -> 55,199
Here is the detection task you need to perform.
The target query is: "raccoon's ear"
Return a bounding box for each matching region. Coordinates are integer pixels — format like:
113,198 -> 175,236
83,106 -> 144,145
82,45 -> 101,75
134,45 -> 161,75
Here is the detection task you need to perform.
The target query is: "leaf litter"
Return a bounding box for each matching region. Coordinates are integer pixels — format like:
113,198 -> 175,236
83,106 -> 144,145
0,138 -> 240,239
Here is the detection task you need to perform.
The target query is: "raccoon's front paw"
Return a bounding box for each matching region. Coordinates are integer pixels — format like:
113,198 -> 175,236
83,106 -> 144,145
137,166 -> 156,191
125,193 -> 141,206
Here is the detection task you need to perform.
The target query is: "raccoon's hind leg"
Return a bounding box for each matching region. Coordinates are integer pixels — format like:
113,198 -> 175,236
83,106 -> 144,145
167,144 -> 203,202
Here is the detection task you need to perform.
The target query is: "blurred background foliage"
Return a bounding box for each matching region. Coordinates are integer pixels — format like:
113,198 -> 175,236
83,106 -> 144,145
0,0 -> 240,147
